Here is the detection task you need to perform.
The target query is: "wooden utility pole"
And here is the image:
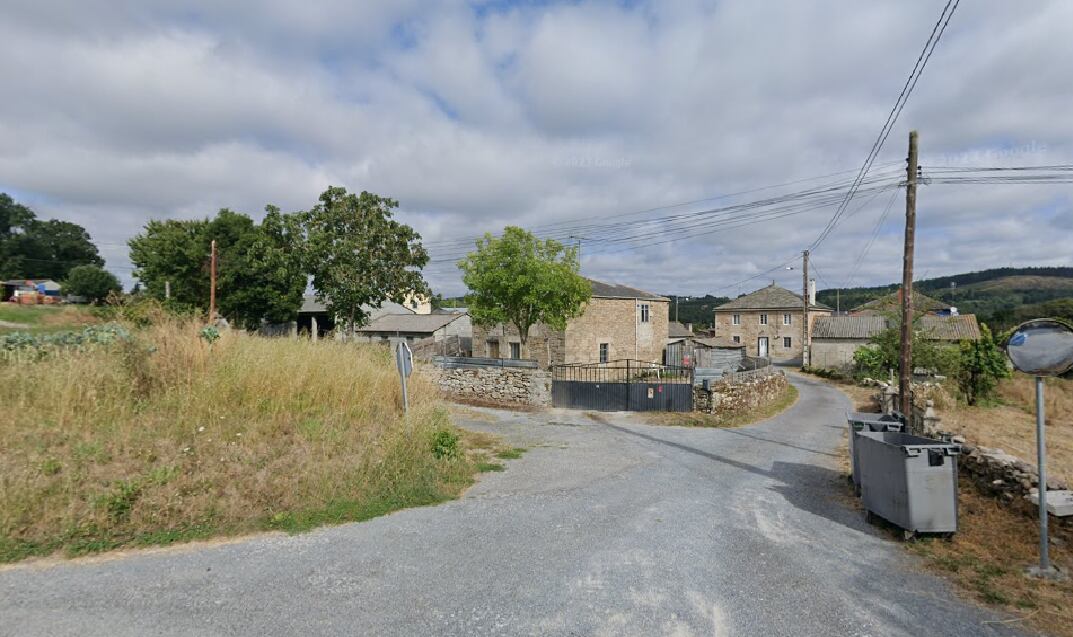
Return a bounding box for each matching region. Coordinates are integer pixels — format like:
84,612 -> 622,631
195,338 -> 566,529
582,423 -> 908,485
899,131 -> 919,417
209,239 -> 218,321
802,249 -> 810,368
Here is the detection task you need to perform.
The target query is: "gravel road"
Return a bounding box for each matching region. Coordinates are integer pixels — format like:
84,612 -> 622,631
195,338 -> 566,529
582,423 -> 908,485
1,373 -> 1029,636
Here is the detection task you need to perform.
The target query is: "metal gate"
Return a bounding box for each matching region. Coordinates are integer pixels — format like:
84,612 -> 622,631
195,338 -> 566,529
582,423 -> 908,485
551,360 -> 693,412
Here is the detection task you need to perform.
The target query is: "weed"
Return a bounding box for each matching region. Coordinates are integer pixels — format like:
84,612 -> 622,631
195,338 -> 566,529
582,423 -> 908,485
431,428 -> 461,459
495,447 -> 526,460
477,461 -> 505,473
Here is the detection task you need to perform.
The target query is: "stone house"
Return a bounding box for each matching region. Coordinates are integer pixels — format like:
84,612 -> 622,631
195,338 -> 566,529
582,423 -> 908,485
712,283 -> 832,362
811,314 -> 981,372
471,279 -> 669,368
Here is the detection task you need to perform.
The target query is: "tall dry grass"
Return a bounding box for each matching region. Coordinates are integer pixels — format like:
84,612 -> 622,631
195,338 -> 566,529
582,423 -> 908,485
0,319 -> 475,562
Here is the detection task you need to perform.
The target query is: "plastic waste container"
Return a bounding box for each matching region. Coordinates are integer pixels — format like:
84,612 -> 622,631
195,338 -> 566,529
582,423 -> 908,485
856,431 -> 960,538
846,412 -> 904,493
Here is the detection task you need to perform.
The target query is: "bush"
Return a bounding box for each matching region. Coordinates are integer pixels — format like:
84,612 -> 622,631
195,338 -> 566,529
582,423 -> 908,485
62,265 -> 122,303
431,428 -> 460,459
956,323 -> 1010,405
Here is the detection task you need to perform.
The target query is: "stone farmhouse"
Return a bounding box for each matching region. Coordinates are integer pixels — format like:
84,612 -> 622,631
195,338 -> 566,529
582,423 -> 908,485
810,291 -> 981,371
712,283 -> 832,362
471,279 -> 669,368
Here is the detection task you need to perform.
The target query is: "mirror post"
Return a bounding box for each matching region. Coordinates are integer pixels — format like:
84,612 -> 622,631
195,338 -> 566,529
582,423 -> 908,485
1037,375 -> 1050,573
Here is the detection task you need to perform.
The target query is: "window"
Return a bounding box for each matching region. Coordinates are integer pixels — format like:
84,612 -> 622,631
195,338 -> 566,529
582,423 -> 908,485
599,343 -> 609,363
639,303 -> 650,323
783,313 -> 792,325
759,314 -> 768,325
732,314 -> 741,325
783,337 -> 792,348
509,342 -> 520,359
732,335 -> 741,344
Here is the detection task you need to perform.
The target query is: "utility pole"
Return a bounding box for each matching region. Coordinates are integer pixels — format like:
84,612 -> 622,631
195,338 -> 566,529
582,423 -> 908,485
899,130 -> 919,418
209,239 -> 218,322
801,249 -> 810,368
165,280 -> 171,300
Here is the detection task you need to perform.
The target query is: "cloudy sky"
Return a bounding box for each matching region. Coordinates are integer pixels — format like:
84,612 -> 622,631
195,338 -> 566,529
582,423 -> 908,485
1,0 -> 1071,297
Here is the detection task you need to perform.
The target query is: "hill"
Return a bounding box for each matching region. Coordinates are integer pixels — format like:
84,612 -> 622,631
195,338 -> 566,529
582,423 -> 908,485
665,294 -> 731,328
816,267 -> 1073,329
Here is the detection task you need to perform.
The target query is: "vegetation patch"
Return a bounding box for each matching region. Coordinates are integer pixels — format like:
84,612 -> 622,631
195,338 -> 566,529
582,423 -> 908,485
908,489 -> 1073,637
0,319 -> 490,563
646,384 -> 799,428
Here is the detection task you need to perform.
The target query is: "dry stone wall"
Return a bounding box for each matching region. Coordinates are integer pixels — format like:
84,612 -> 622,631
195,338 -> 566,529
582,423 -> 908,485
424,364 -> 551,407
694,369 -> 789,416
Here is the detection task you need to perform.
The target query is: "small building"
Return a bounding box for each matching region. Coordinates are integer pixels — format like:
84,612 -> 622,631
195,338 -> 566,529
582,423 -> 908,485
471,279 -> 670,368
713,283 -> 832,362
296,295 -> 415,339
354,312 -> 472,345
811,314 -> 981,372
4,279 -> 61,302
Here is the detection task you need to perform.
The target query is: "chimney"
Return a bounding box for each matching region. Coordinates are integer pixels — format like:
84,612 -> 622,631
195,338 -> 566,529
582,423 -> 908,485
808,279 -> 816,305
685,322 -> 693,333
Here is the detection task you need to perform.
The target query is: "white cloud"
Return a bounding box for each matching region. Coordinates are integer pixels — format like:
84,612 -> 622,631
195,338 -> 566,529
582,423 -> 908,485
0,0 -> 1070,297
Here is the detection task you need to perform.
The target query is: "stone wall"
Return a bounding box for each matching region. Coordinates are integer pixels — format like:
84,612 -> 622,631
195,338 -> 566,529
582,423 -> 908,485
424,364 -> 552,407
870,380 -> 1072,525
694,369 -> 789,416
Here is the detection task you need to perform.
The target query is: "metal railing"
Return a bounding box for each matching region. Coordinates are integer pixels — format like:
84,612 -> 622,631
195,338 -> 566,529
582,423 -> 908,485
552,359 -> 693,384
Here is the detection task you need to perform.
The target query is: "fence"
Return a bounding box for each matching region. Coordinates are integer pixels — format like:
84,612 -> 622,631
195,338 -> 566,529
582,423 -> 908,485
695,359 -> 774,386
552,360 -> 693,411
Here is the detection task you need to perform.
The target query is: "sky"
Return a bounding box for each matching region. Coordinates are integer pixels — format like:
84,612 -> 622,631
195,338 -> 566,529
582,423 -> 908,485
1,0 -> 1071,297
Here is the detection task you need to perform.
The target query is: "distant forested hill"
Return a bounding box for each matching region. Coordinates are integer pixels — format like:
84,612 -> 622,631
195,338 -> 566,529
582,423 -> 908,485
816,267 -> 1073,329
663,294 -> 731,328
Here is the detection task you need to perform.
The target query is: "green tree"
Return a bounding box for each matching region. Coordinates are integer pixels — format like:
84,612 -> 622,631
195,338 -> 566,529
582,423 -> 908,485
0,193 -> 103,280
852,318 -> 959,379
218,207 -> 307,326
956,323 -> 1010,405
458,226 -> 590,355
302,187 -> 429,337
63,264 -> 122,302
128,208 -> 307,327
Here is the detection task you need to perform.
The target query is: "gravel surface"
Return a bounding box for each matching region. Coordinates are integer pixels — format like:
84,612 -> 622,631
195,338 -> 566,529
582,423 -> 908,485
1,373 -> 1028,636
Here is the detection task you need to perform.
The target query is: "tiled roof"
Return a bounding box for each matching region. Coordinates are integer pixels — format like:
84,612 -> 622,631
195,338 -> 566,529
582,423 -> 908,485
715,283 -> 832,311
586,278 -> 667,301
812,316 -> 889,339
356,313 -> 466,334
919,314 -> 980,340
853,289 -> 950,315
668,321 -> 694,338
300,294 -> 414,317
812,314 -> 980,341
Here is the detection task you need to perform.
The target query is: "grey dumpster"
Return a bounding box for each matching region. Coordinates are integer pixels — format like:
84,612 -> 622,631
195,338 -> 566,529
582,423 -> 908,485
856,431 -> 960,537
846,412 -> 904,492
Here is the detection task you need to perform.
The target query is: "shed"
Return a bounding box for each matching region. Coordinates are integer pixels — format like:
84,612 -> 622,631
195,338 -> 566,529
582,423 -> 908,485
355,312 -> 472,345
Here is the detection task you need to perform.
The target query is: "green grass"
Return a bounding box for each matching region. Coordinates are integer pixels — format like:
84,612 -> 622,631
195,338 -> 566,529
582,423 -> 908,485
0,304 -> 97,334
494,447 -> 526,460
0,320 -> 494,564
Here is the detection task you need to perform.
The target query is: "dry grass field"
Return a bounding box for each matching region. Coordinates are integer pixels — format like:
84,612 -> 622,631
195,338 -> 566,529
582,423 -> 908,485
0,318 -> 497,563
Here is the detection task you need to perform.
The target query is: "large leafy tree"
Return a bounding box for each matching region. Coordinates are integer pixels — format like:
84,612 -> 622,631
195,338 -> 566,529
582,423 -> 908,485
63,264 -> 122,302
128,208 -> 307,326
0,193 -> 103,280
458,226 -> 590,354
302,187 -> 429,337
218,207 -> 307,326
852,318 -> 959,379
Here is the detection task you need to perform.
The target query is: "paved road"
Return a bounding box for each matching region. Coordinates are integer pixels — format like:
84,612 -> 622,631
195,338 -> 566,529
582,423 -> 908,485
2,373 -> 1028,636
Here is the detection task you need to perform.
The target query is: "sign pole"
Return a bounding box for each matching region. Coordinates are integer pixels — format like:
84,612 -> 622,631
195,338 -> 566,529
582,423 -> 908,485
396,341 -> 413,415
1036,375 -> 1050,574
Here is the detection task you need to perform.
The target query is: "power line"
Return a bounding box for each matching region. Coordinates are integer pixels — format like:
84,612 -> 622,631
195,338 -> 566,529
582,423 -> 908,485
808,0 -> 960,253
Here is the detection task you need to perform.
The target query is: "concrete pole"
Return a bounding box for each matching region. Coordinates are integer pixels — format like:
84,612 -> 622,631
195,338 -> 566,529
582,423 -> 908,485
802,250 -> 809,368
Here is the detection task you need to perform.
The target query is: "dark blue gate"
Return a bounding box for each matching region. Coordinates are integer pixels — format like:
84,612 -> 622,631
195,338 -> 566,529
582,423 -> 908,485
551,360 -> 693,412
